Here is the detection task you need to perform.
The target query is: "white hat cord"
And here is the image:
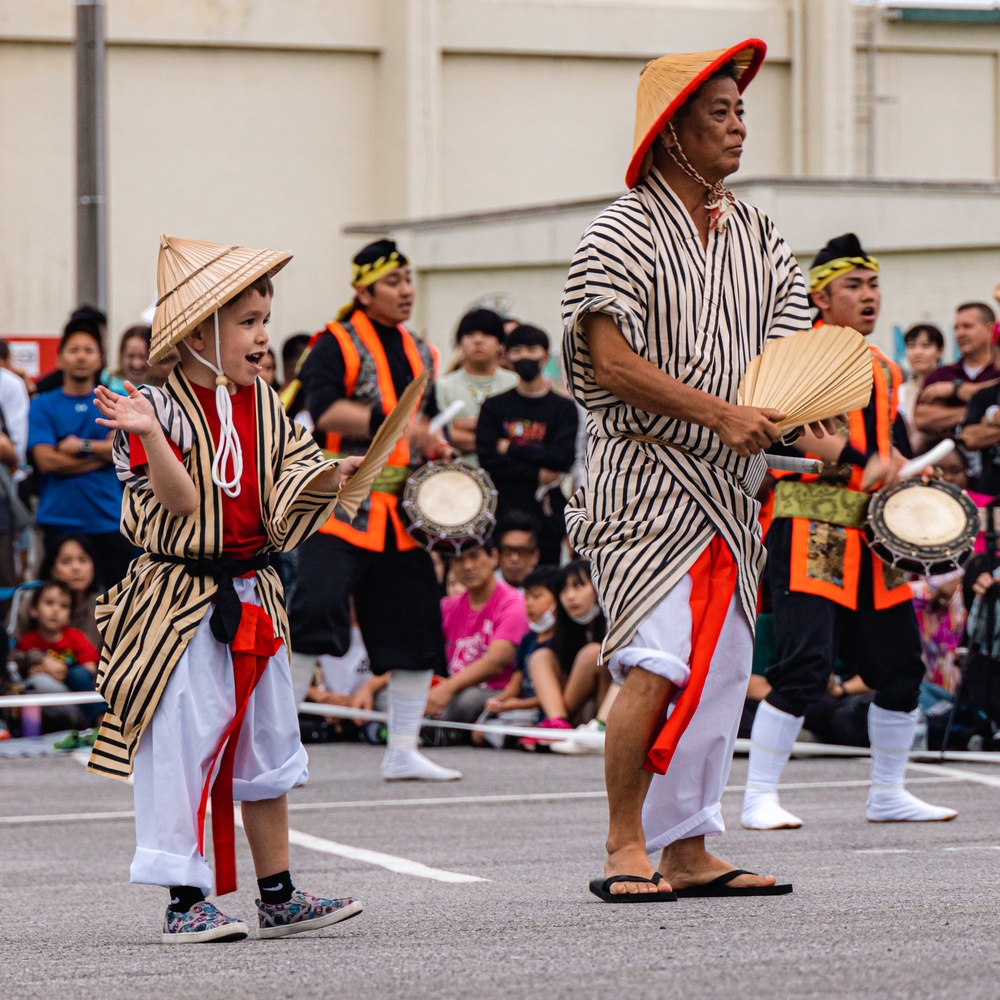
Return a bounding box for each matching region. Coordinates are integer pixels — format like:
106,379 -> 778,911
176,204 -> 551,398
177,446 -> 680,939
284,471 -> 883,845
186,312 -> 243,497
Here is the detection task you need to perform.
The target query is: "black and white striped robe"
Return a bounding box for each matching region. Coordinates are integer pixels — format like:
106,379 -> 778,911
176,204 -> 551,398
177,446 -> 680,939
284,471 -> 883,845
562,168 -> 811,657
87,367 -> 341,780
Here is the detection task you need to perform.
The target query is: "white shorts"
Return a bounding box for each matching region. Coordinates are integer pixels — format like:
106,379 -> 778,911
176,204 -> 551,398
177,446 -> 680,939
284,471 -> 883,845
611,572 -> 752,851
130,575 -> 308,894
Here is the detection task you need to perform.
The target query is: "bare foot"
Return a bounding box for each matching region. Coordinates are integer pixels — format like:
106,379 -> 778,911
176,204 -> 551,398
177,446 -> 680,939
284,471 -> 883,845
604,843 -> 675,896
657,841 -> 777,891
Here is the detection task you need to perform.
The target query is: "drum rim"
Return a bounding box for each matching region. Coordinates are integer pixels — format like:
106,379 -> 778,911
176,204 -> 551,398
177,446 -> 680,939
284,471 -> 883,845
866,478 -> 979,570
401,460 -> 499,550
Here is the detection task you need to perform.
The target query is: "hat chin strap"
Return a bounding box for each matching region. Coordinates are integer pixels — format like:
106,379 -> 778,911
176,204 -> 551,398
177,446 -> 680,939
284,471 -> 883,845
661,124 -> 736,232
186,312 -> 243,498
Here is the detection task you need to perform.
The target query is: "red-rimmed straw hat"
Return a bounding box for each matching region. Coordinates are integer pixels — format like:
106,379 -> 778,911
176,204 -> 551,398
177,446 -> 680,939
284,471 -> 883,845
626,37 -> 767,190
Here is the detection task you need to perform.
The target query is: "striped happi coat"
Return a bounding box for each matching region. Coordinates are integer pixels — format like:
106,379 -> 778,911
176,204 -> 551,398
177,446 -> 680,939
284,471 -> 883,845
87,367 -> 341,780
562,167 -> 811,657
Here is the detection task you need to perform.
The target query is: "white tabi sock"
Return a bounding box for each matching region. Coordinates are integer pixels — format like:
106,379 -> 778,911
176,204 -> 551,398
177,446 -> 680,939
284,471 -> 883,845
866,704 -> 957,822
741,700 -> 805,830
381,671 -> 461,782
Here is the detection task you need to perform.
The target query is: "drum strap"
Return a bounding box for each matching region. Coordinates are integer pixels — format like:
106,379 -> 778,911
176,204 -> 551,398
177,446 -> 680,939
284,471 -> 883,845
773,480 -> 870,529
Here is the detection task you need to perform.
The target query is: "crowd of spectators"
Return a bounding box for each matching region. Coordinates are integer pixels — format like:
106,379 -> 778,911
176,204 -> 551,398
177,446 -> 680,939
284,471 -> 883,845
8,290 -> 1000,756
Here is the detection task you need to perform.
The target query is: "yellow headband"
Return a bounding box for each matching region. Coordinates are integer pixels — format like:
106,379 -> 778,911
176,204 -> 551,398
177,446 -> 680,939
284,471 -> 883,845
809,255 -> 879,293
351,251 -> 407,289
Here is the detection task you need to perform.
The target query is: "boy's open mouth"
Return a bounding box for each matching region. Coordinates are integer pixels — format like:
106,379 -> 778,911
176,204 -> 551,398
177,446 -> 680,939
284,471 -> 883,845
245,351 -> 265,366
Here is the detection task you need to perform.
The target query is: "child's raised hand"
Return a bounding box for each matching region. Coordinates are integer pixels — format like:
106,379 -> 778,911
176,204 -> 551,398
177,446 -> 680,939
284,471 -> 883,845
94,381 -> 157,437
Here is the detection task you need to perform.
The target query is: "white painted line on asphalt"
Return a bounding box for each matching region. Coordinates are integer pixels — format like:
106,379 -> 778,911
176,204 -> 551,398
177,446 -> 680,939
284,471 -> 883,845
906,761 -> 1000,789
232,812 -> 487,884
0,777 -> 960,826
725,776 -> 954,794
0,809 -> 134,824
855,845 -> 1000,855
854,848 -> 916,854
288,790 -> 608,811
283,776 -> 957,813
287,829 -> 488,884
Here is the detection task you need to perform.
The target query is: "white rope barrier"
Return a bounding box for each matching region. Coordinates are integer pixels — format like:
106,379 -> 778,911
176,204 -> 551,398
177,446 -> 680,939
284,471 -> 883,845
299,702 -> 1000,765
4,691 -> 1000,766
0,691 -> 105,708
299,701 -> 607,746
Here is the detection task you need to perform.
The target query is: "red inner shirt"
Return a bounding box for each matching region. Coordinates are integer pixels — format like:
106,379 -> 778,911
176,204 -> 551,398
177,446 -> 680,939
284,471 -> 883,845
130,382 -> 267,559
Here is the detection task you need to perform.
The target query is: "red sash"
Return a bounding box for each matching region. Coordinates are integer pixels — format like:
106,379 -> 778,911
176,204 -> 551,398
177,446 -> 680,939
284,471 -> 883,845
195,601 -> 282,895
644,536 -> 738,775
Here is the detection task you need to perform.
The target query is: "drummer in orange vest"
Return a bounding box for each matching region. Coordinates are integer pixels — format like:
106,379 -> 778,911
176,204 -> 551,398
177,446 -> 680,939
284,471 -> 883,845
287,240 -> 462,782
741,233 -> 957,829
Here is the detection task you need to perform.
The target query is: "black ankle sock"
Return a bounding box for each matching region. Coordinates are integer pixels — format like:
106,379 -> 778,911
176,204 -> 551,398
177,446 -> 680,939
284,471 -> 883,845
168,885 -> 206,913
257,870 -> 294,905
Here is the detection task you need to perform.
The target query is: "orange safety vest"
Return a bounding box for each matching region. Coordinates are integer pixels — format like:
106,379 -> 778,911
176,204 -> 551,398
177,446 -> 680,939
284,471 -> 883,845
312,310 -> 435,553
778,343 -> 913,612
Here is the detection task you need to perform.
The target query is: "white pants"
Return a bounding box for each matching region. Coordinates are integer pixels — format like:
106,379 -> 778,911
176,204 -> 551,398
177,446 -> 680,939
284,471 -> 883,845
130,576 -> 309,894
610,574 -> 752,853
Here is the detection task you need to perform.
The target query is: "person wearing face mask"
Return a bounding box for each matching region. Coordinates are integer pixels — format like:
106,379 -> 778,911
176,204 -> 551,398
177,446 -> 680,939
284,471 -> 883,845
521,559 -> 614,751
474,565 -> 561,747
476,324 -> 579,566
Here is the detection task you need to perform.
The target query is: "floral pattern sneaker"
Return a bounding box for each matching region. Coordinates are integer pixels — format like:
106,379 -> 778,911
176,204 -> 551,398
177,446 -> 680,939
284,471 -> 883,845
162,901 -> 249,944
256,889 -> 364,939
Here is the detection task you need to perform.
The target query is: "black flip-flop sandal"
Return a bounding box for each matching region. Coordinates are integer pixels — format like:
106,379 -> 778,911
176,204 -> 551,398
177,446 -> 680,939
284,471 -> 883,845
588,872 -> 678,903
673,869 -> 793,898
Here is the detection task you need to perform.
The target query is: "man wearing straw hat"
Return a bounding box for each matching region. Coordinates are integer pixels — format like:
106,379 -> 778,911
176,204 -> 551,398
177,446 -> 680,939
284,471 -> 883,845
87,236 -> 365,943
563,38 -> 808,902
740,233 -> 957,830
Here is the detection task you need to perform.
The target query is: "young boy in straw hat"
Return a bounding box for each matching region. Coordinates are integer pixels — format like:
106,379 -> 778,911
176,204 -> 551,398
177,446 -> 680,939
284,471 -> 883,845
88,235 -> 364,943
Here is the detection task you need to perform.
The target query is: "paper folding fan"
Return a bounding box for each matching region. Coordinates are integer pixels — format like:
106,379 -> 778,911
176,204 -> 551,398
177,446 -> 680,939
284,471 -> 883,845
737,326 -> 872,431
335,369 -> 430,520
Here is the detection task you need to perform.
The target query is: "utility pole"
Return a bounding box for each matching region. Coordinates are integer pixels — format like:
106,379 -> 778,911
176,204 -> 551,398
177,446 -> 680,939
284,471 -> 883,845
75,0 -> 107,311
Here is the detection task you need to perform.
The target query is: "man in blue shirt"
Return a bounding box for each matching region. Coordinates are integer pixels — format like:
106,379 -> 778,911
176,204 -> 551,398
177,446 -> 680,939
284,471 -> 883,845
28,325 -> 131,588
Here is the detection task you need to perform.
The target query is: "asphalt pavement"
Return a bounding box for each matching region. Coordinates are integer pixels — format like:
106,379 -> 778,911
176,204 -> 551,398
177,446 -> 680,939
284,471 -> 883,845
2,743 -> 1000,1000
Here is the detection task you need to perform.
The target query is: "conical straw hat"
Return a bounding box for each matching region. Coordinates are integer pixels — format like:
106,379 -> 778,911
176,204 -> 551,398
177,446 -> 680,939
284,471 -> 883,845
150,235 -> 292,363
626,37 -> 766,190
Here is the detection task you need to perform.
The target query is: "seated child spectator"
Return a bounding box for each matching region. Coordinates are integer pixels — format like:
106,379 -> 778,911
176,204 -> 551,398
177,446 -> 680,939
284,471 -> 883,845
12,580 -> 101,736
429,540 -> 529,730
524,559 -> 614,749
24,534 -> 103,651
473,565 -> 559,746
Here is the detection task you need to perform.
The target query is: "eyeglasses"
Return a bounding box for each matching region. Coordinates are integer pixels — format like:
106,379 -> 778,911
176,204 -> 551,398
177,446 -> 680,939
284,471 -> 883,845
499,545 -> 538,558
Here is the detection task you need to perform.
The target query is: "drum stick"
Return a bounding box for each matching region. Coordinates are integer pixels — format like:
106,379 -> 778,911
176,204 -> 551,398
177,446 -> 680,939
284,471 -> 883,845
765,455 -> 823,475
428,400 -> 465,437
898,439 -> 955,480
